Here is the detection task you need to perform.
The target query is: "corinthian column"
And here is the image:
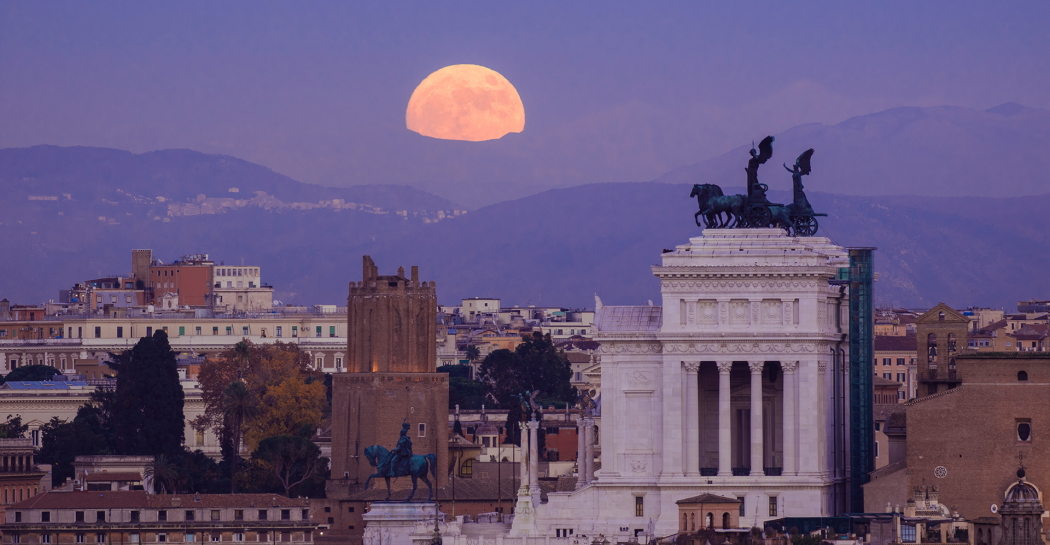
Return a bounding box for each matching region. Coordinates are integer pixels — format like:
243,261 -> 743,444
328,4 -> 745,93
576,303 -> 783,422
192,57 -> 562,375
528,420 -> 540,505
749,361 -> 765,476
684,361 -> 701,476
576,416 -> 587,489
782,361 -> 798,476
717,361 -> 733,476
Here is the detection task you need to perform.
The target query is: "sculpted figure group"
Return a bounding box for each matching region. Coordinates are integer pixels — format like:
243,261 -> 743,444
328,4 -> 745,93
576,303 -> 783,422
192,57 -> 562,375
691,136 -> 825,236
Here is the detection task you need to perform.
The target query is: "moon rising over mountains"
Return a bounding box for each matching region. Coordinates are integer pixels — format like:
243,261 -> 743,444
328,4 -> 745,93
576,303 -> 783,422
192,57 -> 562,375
406,64 -> 525,142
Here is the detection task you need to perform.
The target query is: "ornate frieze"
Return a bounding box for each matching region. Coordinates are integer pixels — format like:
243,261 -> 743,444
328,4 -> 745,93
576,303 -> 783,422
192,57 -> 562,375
662,342 -> 821,355
624,369 -> 654,387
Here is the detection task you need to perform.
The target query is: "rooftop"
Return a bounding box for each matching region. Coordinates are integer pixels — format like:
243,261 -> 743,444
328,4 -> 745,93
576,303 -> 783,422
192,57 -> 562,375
595,305 -> 662,332
676,493 -> 741,505
9,491 -> 309,510
874,335 -> 917,351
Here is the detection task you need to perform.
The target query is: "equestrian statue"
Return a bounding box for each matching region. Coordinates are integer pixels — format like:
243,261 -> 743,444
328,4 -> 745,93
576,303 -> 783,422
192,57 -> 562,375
690,136 -> 825,236
363,422 -> 437,501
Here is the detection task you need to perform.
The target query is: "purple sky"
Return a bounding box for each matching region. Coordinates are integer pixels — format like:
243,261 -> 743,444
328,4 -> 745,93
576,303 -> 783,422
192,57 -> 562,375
2,2 -> 1048,207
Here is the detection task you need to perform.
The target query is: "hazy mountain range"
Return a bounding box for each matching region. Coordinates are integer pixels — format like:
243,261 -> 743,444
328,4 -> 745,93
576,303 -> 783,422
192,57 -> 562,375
2,104 -> 1048,311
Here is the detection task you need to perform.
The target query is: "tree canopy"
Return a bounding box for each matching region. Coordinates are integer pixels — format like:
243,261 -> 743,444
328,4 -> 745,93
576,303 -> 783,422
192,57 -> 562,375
108,331 -> 185,456
478,332 -> 575,408
2,365 -> 61,383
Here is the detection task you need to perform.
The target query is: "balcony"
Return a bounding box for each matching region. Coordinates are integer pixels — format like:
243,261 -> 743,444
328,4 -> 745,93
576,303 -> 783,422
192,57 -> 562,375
731,467 -> 750,476
700,467 -> 718,476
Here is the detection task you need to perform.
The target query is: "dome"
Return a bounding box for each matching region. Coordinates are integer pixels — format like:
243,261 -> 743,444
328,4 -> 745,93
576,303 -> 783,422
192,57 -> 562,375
475,422 -> 500,437
1004,480 -> 1040,504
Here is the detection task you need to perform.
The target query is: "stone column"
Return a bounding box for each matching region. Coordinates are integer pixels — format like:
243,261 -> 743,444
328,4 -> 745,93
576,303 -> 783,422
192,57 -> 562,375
528,420 -> 540,505
684,362 -> 701,476
0,353 -> 6,373
716,361 -> 733,476
519,422 -> 529,489
576,416 -> 587,488
584,418 -> 596,484
749,361 -> 765,476
782,361 -> 798,476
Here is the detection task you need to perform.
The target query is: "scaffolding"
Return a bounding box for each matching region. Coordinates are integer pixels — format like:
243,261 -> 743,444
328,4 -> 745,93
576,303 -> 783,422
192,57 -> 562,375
847,248 -> 876,513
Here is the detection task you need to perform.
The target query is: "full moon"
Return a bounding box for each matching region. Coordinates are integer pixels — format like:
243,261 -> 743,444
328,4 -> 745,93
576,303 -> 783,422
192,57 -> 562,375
406,64 -> 525,142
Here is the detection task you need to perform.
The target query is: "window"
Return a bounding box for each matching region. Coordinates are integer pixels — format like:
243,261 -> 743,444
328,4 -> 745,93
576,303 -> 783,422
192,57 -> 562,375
96,533 -> 106,544
235,510 -> 244,521
281,509 -> 290,521
226,327 -> 232,335
158,534 -> 167,543
196,430 -> 205,446
315,326 -> 322,338
258,510 -> 268,521
883,373 -> 891,380
276,327 -> 282,337
330,326 -> 336,337
460,458 -> 474,477
41,512 -> 50,522
146,326 -> 152,337
179,326 -> 186,336
186,534 -> 195,543
242,327 -> 249,336
185,511 -> 195,521
347,507 -> 354,513
315,357 -> 323,368
195,326 -> 201,335
210,534 -> 220,543
1018,420 -> 1032,442
117,327 -> 123,338
897,358 -> 905,366
281,533 -> 290,543
292,326 -> 298,337
234,534 -> 244,543
769,496 -> 778,517
418,423 -> 426,438
94,327 -> 101,338
211,510 -> 220,521
335,358 -> 342,368
12,535 -> 19,544
158,510 -> 167,521
76,511 -> 85,522
874,422 -> 881,431
634,496 -> 644,517
901,525 -> 916,543
302,509 -> 309,520
131,535 -> 140,544
130,511 -> 140,522
1018,371 -> 1028,381
14,512 -> 22,522
738,497 -> 745,516
77,535 -> 85,544
42,535 -> 51,544
882,358 -> 890,366
897,373 -> 906,382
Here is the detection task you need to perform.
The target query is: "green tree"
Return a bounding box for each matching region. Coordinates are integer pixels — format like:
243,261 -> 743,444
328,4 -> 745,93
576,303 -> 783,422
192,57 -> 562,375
36,400 -> 114,486
109,331 -> 185,456
221,380 -> 258,492
145,454 -> 180,494
478,332 -> 576,407
464,345 -> 481,362
3,365 -> 61,383
438,364 -> 486,410
253,433 -> 325,497
0,416 -> 28,438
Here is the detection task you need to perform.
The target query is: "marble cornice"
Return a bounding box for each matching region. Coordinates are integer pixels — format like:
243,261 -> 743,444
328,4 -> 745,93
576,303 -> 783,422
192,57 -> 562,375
594,337 -> 840,356
652,265 -> 837,278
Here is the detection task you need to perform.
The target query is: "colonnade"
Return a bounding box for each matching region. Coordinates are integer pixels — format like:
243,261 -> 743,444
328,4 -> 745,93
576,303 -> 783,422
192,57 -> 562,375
681,360 -> 808,478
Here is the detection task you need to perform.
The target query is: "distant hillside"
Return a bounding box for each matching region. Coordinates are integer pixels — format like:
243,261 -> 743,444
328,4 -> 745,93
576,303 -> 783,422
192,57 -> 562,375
1,146 -> 1047,311
658,103 -> 1050,199
0,145 -> 461,212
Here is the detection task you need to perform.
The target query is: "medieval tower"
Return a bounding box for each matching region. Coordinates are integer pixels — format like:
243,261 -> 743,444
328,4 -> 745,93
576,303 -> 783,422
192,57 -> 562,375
329,256 -> 448,495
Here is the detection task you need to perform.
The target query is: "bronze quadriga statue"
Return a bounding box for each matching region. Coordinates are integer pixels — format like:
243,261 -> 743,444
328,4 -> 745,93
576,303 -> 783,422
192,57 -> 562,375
691,136 -> 825,236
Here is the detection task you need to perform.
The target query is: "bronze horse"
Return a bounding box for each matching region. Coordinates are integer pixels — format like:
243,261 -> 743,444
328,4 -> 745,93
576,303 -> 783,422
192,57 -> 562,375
690,184 -> 745,228
363,445 -> 437,502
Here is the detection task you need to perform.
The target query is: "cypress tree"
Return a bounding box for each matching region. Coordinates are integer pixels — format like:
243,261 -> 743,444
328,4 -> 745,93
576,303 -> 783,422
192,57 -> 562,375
112,331 -> 185,455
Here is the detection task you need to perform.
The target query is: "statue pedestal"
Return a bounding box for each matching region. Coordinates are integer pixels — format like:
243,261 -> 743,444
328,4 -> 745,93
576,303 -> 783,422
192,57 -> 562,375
508,486 -> 538,537
362,502 -> 444,545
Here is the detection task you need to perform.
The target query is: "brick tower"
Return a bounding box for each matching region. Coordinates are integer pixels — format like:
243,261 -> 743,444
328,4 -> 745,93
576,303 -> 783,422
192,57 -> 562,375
329,256 -> 448,496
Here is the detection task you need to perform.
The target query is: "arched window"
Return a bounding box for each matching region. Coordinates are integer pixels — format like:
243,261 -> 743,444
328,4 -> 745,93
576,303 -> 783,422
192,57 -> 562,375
722,512 -> 731,529
705,513 -> 713,530
682,513 -> 688,531
459,458 -> 473,478
690,512 -> 695,531
947,333 -> 957,354
1018,371 -> 1028,381
938,311 -> 945,321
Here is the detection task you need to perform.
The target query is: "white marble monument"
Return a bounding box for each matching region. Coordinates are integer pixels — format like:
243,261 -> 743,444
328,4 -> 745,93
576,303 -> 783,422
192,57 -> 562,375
533,228 -> 852,537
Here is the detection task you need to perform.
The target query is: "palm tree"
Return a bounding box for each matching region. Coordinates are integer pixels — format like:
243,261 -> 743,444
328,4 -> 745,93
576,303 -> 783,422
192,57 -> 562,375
145,454 -> 179,494
465,345 -> 481,362
222,380 -> 258,492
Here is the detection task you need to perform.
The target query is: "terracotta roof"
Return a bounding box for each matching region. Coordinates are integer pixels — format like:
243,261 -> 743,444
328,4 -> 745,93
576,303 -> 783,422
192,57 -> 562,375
84,472 -> 141,482
979,319 -> 1008,333
1008,324 -> 1049,340
9,491 -> 308,510
873,336 -> 917,351
676,493 -> 740,505
872,376 -> 903,387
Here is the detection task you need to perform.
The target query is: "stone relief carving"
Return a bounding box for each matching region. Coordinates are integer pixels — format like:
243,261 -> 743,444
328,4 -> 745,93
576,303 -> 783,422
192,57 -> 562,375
748,361 -> 765,373
686,301 -> 696,324
663,342 -> 819,354
627,455 -> 648,473
698,300 -> 717,324
817,360 -> 828,373
625,370 -> 654,387
762,299 -> 781,324
658,279 -> 821,290
597,343 -> 663,354
730,300 -> 749,325
683,361 -> 701,373
783,301 -> 793,325
751,301 -> 761,324
719,301 -> 729,324
716,361 -> 733,373
781,360 -> 799,372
